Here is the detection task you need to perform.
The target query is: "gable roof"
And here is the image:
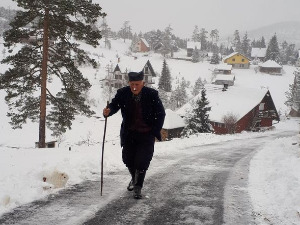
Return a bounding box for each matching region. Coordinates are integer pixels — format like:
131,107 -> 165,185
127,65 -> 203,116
251,48 -> 267,58
140,38 -> 150,48
214,64 -> 232,71
114,59 -> 156,76
177,84 -> 270,123
223,52 -> 251,61
260,60 -> 282,68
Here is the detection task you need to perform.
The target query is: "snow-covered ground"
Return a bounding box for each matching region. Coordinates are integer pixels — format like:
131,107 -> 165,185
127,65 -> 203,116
0,38 -> 299,224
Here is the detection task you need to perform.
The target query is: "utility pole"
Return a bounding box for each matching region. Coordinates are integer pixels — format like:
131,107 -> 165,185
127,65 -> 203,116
39,4 -> 49,148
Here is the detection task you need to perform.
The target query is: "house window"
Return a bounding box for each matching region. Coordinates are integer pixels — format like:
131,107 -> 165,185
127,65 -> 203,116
145,67 -> 149,74
242,59 -> 245,62
232,58 -> 235,62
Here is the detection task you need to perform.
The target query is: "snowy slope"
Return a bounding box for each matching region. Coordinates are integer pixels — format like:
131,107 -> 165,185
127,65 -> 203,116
0,38 -> 299,224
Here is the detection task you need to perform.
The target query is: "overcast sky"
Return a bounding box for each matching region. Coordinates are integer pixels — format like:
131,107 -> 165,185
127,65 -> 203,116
2,0 -> 300,38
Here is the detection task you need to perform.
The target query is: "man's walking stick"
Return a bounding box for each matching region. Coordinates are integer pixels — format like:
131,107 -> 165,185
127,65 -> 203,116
101,101 -> 109,196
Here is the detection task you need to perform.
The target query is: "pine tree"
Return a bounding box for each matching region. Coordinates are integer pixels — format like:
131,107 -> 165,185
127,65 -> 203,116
160,25 -> 173,57
169,78 -> 188,110
241,32 -> 250,57
266,34 -> 280,62
199,28 -> 208,51
191,25 -> 200,42
192,47 -> 200,63
260,36 -> 266,48
158,59 -> 172,92
183,88 -> 212,136
0,0 -> 106,147
192,77 -> 204,96
232,30 -> 241,52
100,18 -> 111,49
210,52 -> 220,64
285,68 -> 300,114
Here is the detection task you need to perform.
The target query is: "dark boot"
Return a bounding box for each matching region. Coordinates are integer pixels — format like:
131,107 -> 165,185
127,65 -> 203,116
127,167 -> 135,191
133,170 -> 146,199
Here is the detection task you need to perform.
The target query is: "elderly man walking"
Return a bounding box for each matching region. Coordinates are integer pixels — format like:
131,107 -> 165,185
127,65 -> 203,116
103,71 -> 165,199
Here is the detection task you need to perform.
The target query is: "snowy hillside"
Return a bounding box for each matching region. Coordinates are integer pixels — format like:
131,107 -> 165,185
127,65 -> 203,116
0,38 -> 300,224
247,21 -> 300,47
0,38 -> 296,148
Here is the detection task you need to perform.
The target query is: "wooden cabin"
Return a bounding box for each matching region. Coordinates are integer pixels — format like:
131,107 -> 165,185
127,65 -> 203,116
259,60 -> 282,75
161,109 -> 185,141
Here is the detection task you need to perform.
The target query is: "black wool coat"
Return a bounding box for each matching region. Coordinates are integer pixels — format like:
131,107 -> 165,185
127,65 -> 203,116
107,86 -> 166,146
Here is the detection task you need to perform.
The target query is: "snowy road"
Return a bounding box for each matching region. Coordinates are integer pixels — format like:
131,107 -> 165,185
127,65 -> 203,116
0,130 -> 295,225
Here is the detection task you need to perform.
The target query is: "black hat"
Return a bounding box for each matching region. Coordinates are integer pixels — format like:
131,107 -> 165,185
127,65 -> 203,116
128,71 -> 144,81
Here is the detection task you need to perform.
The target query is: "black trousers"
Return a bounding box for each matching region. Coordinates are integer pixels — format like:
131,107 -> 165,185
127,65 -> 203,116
122,131 -> 155,171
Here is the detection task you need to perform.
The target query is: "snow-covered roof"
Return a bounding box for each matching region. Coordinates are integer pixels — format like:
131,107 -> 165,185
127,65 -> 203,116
260,60 -> 282,68
223,52 -> 250,61
251,48 -> 267,58
214,74 -> 235,81
140,38 -> 150,48
177,84 -> 269,123
187,41 -> 201,50
163,109 -> 185,129
214,64 -> 232,71
114,58 -> 152,73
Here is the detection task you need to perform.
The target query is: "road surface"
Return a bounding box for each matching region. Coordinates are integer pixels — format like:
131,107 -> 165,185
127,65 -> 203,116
0,130 -> 296,225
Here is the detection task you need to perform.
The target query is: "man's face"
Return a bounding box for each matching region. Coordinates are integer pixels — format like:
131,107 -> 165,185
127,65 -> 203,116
129,80 -> 144,95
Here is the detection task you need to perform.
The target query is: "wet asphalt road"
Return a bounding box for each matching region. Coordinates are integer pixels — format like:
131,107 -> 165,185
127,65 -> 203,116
0,130 -> 296,225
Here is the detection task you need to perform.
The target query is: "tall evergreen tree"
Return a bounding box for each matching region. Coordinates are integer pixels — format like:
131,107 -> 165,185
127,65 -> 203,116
183,88 -> 212,136
191,25 -> 200,42
265,34 -> 280,62
260,36 -> 266,48
285,68 -> 300,114
160,25 -> 173,57
0,0 -> 106,147
100,18 -> 111,49
199,28 -> 208,51
192,77 -> 204,96
241,32 -> 251,57
169,77 -> 188,110
158,59 -> 172,92
232,30 -> 241,52
191,47 -> 200,63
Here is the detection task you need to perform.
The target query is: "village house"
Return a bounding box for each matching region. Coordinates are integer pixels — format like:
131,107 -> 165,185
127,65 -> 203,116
187,41 -> 201,57
212,64 -> 232,74
104,59 -> 156,89
213,75 -> 235,87
259,60 -> 282,75
161,109 -> 186,141
134,38 -> 150,52
177,85 -> 279,134
223,52 -> 251,69
251,47 -> 267,62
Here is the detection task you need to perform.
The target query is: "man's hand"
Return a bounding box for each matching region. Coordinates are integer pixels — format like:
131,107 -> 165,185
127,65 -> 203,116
103,107 -> 110,117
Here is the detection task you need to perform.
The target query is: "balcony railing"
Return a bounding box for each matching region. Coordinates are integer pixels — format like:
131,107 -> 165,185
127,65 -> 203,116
256,110 -> 277,119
